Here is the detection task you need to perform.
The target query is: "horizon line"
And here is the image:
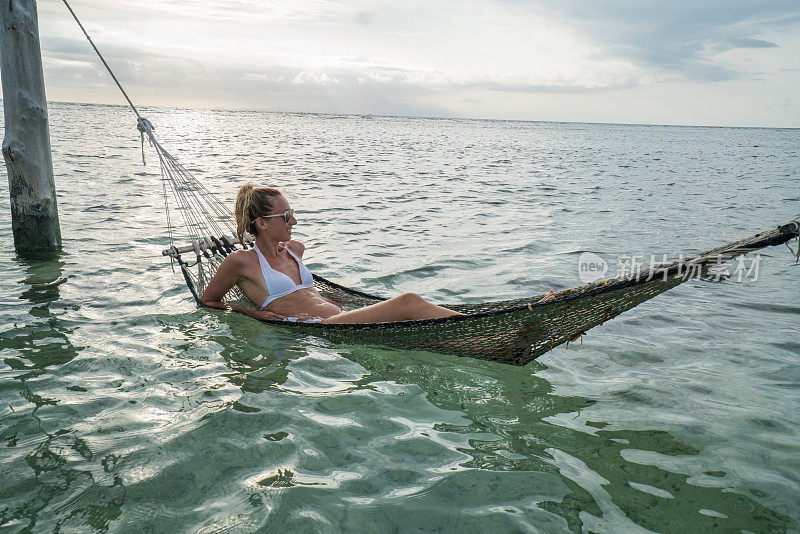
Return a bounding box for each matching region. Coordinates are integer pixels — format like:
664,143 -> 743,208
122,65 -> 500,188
1,97 -> 798,131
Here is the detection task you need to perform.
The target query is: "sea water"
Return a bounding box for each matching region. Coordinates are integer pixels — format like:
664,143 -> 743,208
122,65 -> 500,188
1,102 -> 798,532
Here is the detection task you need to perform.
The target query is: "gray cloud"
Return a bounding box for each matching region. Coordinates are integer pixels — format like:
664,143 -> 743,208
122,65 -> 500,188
460,78 -> 638,93
353,10 -> 376,28
730,37 -> 779,49
526,0 -> 798,81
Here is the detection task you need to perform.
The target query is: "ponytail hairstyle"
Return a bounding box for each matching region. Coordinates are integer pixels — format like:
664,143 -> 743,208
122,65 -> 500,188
234,183 -> 283,246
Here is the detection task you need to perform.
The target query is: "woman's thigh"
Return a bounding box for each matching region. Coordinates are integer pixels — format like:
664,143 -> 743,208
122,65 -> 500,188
321,293 -> 458,324
321,296 -> 411,324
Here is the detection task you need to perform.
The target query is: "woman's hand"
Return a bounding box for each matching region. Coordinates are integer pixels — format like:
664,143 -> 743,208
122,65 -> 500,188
204,301 -> 285,321
254,309 -> 286,321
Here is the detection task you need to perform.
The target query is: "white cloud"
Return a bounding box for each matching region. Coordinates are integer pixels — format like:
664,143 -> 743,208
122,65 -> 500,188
7,0 -> 796,125
292,71 -> 339,85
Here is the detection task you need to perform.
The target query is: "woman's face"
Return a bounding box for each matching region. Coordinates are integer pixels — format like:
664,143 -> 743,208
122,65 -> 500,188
256,194 -> 296,242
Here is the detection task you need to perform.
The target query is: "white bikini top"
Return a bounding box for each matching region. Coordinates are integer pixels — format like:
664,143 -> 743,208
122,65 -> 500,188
254,245 -> 314,309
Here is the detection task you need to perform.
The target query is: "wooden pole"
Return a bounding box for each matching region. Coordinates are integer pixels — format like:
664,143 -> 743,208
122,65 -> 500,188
0,0 -> 61,254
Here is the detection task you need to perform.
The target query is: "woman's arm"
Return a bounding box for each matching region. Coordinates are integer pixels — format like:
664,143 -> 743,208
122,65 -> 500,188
200,251 -> 285,320
200,251 -> 246,306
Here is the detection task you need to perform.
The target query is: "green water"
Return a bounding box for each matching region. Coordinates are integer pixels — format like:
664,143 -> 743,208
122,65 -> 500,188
1,103 -> 799,532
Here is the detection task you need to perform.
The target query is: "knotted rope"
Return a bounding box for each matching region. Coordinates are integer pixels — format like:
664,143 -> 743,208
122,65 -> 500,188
62,0 -> 235,254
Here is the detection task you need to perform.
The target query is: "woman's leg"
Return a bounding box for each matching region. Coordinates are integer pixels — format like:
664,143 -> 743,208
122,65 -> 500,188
321,293 -> 460,324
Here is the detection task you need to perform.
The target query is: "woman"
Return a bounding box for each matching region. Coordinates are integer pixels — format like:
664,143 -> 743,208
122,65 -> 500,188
201,184 -> 464,323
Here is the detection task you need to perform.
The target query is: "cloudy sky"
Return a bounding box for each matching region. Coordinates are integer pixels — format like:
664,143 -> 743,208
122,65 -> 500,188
17,0 -> 800,126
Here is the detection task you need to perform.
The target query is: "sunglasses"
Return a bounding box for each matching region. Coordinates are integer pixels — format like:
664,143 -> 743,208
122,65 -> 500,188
261,209 -> 294,223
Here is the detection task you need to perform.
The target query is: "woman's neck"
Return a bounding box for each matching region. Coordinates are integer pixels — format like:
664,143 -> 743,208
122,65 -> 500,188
255,236 -> 282,260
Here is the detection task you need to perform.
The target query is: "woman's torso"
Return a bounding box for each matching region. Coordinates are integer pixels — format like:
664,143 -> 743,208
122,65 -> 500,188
237,246 -> 341,319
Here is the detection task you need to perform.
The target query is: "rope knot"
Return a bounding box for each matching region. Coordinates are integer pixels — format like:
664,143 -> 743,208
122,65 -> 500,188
137,117 -> 154,135
136,117 -> 155,164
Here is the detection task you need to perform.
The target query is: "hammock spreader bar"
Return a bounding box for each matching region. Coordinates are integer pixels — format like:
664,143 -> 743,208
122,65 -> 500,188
163,219 -> 799,365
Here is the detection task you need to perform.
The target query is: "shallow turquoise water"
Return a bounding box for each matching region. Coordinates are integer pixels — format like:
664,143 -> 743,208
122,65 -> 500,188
1,102 -> 799,532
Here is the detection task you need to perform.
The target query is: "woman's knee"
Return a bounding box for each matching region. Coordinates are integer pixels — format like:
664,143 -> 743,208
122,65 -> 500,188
396,292 -> 423,307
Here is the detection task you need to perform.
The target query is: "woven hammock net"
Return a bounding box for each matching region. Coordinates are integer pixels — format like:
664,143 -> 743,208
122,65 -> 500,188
149,123 -> 799,365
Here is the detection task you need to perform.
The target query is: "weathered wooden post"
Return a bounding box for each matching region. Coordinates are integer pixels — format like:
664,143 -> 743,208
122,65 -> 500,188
0,0 -> 62,254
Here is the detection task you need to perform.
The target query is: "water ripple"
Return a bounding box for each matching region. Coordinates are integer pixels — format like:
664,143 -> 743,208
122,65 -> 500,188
0,104 -> 798,532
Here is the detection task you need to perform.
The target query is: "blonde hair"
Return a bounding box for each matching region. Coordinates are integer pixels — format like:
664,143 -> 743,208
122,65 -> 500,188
234,183 -> 283,245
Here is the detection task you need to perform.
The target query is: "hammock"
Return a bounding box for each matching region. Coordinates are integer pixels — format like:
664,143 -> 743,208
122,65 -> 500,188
64,0 -> 800,365
161,218 -> 798,365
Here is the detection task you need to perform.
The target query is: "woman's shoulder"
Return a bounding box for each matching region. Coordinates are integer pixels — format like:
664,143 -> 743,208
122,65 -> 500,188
224,248 -> 257,268
281,240 -> 305,257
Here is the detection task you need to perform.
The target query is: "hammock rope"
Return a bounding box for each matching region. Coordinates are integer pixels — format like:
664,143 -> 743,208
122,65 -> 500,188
64,0 -> 800,365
